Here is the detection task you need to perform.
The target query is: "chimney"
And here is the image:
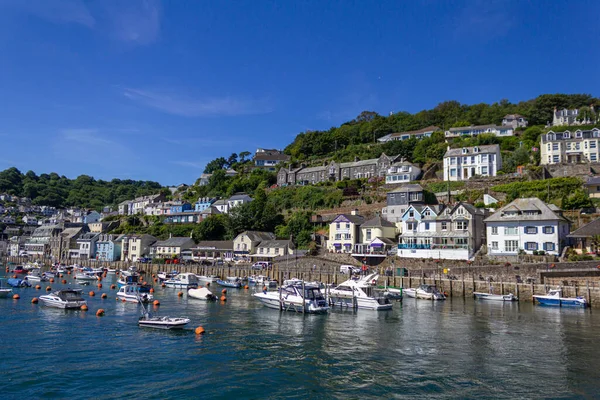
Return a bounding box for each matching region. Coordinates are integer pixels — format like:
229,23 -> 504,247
447,145 -> 450,151
351,209 -> 359,216
354,156 -> 359,162
169,233 -> 172,238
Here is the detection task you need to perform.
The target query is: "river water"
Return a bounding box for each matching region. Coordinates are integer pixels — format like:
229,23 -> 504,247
0,272 -> 598,399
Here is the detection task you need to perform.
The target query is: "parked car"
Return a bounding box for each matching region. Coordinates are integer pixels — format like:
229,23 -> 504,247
137,257 -> 152,263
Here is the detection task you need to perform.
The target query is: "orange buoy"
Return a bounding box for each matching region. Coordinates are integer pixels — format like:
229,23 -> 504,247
101,293 -> 107,299
263,286 -> 267,291
5,267 -> 8,272
12,294 -> 20,300
49,278 -> 55,283
153,300 -> 160,306
96,309 -> 105,316
161,283 -> 166,288
122,299 -> 126,302
195,326 -> 205,335
206,282 -> 210,287
152,274 -> 156,278
67,270 -> 71,275
178,291 -> 183,297
97,283 -> 102,288
81,304 -> 88,311
143,281 -> 147,286
59,273 -> 63,278
149,288 -> 154,293
62,279 -> 67,284
97,276 -> 102,281
221,289 -> 227,294
35,285 -> 41,290
154,278 -> 158,283
244,285 -> 249,289
89,291 -> 95,296
46,286 -> 52,291
31,297 -> 39,304
110,284 -> 116,290
220,295 -> 227,302
13,274 -> 17,278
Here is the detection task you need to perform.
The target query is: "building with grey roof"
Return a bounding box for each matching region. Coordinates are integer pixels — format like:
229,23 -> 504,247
444,124 -> 514,138
443,145 -> 502,181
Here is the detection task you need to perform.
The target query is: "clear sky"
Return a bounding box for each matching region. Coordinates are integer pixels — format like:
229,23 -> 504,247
0,0 -> 599,185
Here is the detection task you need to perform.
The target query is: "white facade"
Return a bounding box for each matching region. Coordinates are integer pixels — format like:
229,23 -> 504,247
540,129 -> 600,165
445,124 -> 513,138
385,162 -> 421,185
443,145 -> 502,181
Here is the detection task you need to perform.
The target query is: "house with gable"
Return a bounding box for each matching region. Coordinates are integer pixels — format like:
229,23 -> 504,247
96,234 -> 124,261
121,234 -> 158,262
398,202 -> 486,260
443,145 -> 502,181
502,114 -> 528,129
233,231 -> 276,260
327,211 -> 365,253
74,232 -> 100,260
485,198 -> 570,257
381,184 -> 425,224
254,239 -> 295,260
540,128 -> 600,164
385,159 -> 422,185
253,148 -> 291,171
151,236 -> 196,258
352,215 -> 397,258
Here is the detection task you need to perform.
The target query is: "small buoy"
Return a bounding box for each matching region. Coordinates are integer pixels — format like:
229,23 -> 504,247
152,274 -> 156,278
101,293 -> 107,299
195,326 -> 205,335
221,289 -> 227,294
67,270 -> 71,275
81,305 -> 88,311
62,279 -> 67,284
263,286 -> 267,291
143,281 -> 147,286
206,282 -> 210,287
5,267 -> 8,272
244,285 -> 249,289
220,295 -> 227,302
35,285 -> 41,290
153,300 -> 160,306
149,288 -> 154,293
444,291 -> 449,297
97,283 -> 102,289
161,283 -> 166,288
110,284 -> 116,289
13,294 -> 20,300
89,291 -> 95,296
31,297 -> 39,304
46,286 -> 52,291
97,276 -> 102,281
13,274 -> 17,278
49,278 -> 55,283
122,299 -> 126,302
96,309 -> 105,317
154,278 -> 158,283
59,273 -> 63,278
178,291 -> 183,297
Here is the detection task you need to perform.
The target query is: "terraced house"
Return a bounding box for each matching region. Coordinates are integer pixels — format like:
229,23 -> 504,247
540,128 -> 600,164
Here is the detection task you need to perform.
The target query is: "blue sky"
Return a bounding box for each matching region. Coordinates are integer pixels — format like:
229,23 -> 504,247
0,0 -> 599,185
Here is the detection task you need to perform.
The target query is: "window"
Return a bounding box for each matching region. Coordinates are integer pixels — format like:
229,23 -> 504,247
491,241 -> 498,250
505,240 -> 519,252
575,142 -> 581,150
566,143 -> 571,150
456,221 -> 468,230
344,234 -> 351,240
407,222 -> 417,231
462,148 -> 468,154
335,234 -> 341,240
456,207 -> 465,215
543,242 -> 555,251
259,248 -> 264,254
481,154 -> 488,162
525,226 -> 537,234
450,169 -> 457,177
424,222 -> 430,230
481,166 -> 488,175
552,143 -> 559,151
275,248 -> 280,255
591,141 -> 597,149
346,223 -> 350,229
409,210 -> 414,217
336,223 -> 340,229
504,227 -> 518,235
491,226 -> 498,235
543,226 -> 554,234
547,143 -> 551,151
525,242 -> 538,251
553,155 -> 559,163
366,229 -> 372,241
450,157 -> 456,165
591,153 -> 597,161
441,222 -> 447,230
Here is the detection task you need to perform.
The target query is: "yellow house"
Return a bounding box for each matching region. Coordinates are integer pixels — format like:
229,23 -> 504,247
233,231 -> 276,259
254,240 -> 295,260
584,177 -> 600,198
120,234 -> 158,261
151,237 -> 195,258
352,215 -> 397,256
327,212 -> 365,253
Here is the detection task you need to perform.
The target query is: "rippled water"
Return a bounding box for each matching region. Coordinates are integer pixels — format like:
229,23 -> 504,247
0,272 -> 598,399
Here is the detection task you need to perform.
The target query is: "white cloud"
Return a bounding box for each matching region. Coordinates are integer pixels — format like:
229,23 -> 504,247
123,88 -> 273,117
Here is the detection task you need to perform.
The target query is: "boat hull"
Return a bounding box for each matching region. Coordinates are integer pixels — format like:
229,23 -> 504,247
138,317 -> 190,330
253,293 -> 329,313
188,288 -> 217,301
474,292 -> 518,302
0,288 -> 13,298
328,295 -> 393,311
534,296 -> 588,307
39,298 -> 87,309
216,280 -> 241,288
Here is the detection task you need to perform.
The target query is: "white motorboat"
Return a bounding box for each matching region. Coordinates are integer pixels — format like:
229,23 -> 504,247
474,291 -> 518,302
158,270 -> 179,281
196,275 -> 219,284
106,268 -> 117,274
39,289 -> 87,309
329,274 -> 393,310
164,272 -> 199,288
253,282 -> 329,313
404,284 -> 446,300
117,284 -> 154,303
120,266 -> 139,278
0,279 -> 13,298
283,278 -> 303,286
137,301 -> 190,330
533,288 -> 588,307
75,271 -> 99,281
188,287 -> 217,301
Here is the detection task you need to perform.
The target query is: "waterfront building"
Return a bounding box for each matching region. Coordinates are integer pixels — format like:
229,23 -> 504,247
254,240 -> 295,260
443,145 -> 502,181
120,234 -> 157,262
567,218 -> 600,255
74,232 -> 100,260
95,234 -> 124,262
327,211 -> 365,253
351,215 -> 397,258
151,237 -> 196,258
25,224 -> 62,258
233,231 -> 276,259
502,114 -> 528,129
397,202 -> 486,260
191,241 -> 234,261
484,197 -> 570,257
540,128 -> 600,165
445,124 -> 513,138
381,184 -> 425,224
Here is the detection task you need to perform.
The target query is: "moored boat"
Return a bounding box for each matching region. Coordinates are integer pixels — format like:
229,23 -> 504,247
0,278 -> 13,298
7,278 -> 31,288
329,274 -> 393,310
188,287 -> 217,301
137,301 -> 190,330
404,284 -> 446,300
117,284 -> 154,303
39,289 -> 87,309
474,292 -> 518,302
216,277 -> 242,288
75,271 -> 99,281
196,275 -> 219,284
164,272 -> 199,288
533,288 -> 588,307
253,282 -> 329,313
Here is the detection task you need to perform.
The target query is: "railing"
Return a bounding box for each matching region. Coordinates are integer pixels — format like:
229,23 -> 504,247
398,244 -> 470,250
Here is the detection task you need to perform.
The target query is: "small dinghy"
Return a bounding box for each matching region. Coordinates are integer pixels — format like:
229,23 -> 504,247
188,287 -> 217,301
0,279 -> 13,298
7,278 -> 31,288
474,292 -> 518,302
216,277 -> 242,288
137,298 -> 190,330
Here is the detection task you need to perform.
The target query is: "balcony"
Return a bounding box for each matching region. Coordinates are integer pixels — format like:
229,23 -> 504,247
398,243 -> 470,250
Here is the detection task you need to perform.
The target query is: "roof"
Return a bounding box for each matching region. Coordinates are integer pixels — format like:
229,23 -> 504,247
585,176 -> 600,186
387,183 -> 423,193
77,233 -> 100,241
389,125 -> 440,138
568,218 -> 600,238
372,237 -> 396,245
193,240 -> 234,250
256,239 -> 294,249
484,198 -> 569,223
237,231 -> 276,242
200,206 -> 221,215
361,215 -> 396,228
213,199 -> 227,206
229,193 -> 252,201
333,214 -> 365,225
503,114 -> 526,119
254,152 -> 290,161
153,237 -> 195,247
444,144 -> 500,158
448,124 -> 510,132
60,227 -> 84,239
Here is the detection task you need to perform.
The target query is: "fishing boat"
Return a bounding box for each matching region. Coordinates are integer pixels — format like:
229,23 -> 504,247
7,278 -> 31,288
216,277 -> 242,288
403,284 -> 446,300
157,270 -> 179,281
533,288 -> 588,307
117,274 -> 144,287
473,287 -> 518,302
188,287 -> 217,301
253,281 -> 329,313
137,299 -> 190,330
196,275 -> 219,284
329,274 -> 393,310
12,265 -> 27,274
164,272 -> 199,288
117,284 -> 154,303
39,289 -> 87,309
120,266 -> 139,278
0,279 -> 13,298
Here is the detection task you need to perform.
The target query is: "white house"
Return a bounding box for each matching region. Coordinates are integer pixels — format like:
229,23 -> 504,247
385,160 -> 421,185
552,107 -> 579,126
540,128 -> 600,165
443,145 -> 501,181
445,124 -> 513,138
484,198 -> 571,257
502,114 -> 528,129
227,193 -> 253,210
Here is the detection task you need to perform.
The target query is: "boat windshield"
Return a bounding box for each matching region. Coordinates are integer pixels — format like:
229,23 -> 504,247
59,291 -> 84,301
304,288 -> 324,300
335,285 -> 353,292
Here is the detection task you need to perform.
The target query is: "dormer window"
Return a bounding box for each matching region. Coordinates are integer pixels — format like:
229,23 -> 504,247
474,147 -> 479,153
462,148 -> 468,154
563,131 -> 571,139
576,130 -> 582,138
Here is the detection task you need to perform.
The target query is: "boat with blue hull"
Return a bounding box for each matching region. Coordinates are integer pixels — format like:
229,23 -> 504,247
533,288 -> 588,307
216,277 -> 242,288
